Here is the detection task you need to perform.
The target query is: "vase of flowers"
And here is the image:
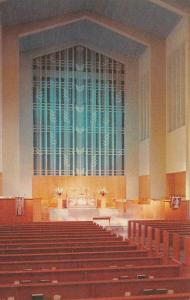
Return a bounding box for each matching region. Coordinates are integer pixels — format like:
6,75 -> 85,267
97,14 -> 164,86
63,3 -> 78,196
55,186 -> 64,209
98,187 -> 108,208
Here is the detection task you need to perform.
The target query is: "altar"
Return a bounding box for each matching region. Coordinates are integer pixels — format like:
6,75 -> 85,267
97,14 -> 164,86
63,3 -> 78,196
67,195 -> 97,209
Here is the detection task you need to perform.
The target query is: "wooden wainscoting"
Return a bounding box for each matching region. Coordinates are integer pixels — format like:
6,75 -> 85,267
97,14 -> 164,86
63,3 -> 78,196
32,176 -> 126,208
166,171 -> 186,198
139,175 -> 150,200
0,173 -> 2,196
0,198 -> 33,224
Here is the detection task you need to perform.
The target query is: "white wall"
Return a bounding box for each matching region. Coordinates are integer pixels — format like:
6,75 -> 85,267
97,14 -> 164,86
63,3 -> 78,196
166,18 -> 188,174
125,57 -> 139,199
20,53 -> 33,197
167,18 -> 189,55
0,22 -> 2,172
2,28 -> 21,196
166,126 -> 186,173
149,40 -> 166,199
139,48 -> 150,176
139,139 -> 150,175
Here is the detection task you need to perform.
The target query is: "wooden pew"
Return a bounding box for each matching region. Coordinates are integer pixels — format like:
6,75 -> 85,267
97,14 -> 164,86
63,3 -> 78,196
0,221 -> 99,230
135,224 -> 190,246
0,229 -> 109,236
80,293 -> 190,300
128,220 -> 177,239
184,236 -> 190,267
163,232 -> 190,265
0,243 -> 137,254
0,277 -> 189,299
142,227 -> 190,260
0,232 -> 116,239
1,219 -> 187,300
128,220 -> 190,268
0,221 -> 95,226
128,220 -> 190,241
0,264 -> 180,284
0,249 -> 148,262
0,256 -> 163,271
0,240 -> 130,249
0,236 -> 124,244
162,230 -> 190,263
133,223 -> 190,253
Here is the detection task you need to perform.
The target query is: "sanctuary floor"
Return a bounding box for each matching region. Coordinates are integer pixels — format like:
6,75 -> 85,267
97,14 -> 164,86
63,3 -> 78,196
49,207 -> 129,239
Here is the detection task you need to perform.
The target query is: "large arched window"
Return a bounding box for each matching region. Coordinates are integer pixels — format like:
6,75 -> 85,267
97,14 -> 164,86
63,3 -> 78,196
33,45 -> 125,176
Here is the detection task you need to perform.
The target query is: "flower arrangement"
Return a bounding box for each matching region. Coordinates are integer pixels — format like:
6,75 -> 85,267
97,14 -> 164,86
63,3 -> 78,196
98,187 -> 108,197
55,186 -> 64,197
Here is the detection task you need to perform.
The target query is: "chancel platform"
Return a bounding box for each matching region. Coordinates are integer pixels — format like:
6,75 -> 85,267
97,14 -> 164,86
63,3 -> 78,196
49,208 -> 118,222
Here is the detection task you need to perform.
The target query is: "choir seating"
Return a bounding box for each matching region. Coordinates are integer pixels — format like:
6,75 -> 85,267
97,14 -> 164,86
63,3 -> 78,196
0,220 -> 189,300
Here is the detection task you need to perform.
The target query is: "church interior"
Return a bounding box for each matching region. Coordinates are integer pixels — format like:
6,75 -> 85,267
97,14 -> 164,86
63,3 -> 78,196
0,0 -> 190,299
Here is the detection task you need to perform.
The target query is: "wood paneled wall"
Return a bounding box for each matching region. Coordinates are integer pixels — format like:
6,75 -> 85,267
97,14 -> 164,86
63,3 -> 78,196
0,198 -> 33,224
139,175 -> 150,199
166,172 -> 186,198
32,176 -> 126,207
0,173 -> 2,195
125,199 -> 189,220
0,197 -> 188,223
164,200 -> 189,220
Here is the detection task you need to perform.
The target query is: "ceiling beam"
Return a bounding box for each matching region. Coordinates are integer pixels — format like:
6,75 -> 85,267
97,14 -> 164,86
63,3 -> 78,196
7,11 -> 162,46
149,0 -> 190,16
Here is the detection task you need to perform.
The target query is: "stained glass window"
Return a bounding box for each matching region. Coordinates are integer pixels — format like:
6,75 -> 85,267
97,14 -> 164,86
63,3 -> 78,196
33,46 -> 125,176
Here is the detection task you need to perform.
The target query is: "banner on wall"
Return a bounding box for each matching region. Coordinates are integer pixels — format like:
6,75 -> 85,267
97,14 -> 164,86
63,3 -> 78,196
16,197 -> 25,216
170,196 -> 181,209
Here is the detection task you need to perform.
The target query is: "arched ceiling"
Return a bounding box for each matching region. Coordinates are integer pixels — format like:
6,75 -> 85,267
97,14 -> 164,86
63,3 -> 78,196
165,0 -> 190,7
20,20 -> 146,57
0,0 -> 186,58
1,0 -> 181,37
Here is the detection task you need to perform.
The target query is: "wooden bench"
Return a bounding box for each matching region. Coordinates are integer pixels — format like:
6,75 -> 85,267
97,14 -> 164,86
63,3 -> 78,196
137,226 -> 190,260
128,220 -> 190,267
0,231 -> 115,238
0,277 -> 189,299
1,219 -> 189,299
0,256 -> 163,271
134,224 -> 190,246
128,220 -> 190,249
163,232 -> 190,265
138,226 -> 190,253
0,236 -> 124,244
0,264 -> 180,284
0,240 -> 130,249
0,249 -> 148,262
0,243 -> 137,255
128,220 -> 190,241
93,216 -> 111,226
79,292 -> 190,300
0,229 -> 108,236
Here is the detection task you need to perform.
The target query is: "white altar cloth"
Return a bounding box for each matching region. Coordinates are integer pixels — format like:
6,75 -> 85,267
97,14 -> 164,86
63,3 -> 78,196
67,196 -> 96,208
